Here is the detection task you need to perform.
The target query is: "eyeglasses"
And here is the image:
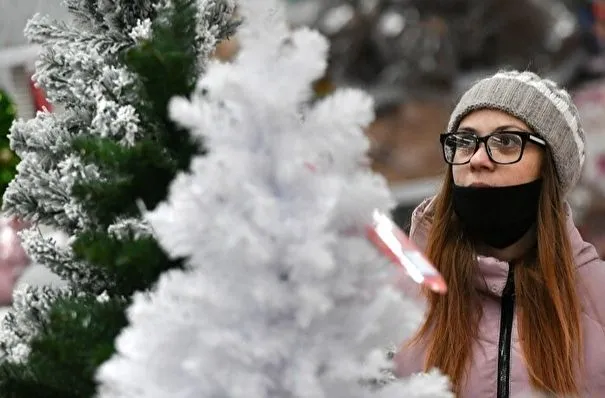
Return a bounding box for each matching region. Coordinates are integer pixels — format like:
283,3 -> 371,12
440,131 -> 547,165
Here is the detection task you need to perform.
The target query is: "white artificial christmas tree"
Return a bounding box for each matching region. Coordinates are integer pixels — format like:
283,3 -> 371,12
95,1 -> 454,397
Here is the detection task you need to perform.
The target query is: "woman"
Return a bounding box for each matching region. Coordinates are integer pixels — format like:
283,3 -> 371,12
394,70 -> 605,397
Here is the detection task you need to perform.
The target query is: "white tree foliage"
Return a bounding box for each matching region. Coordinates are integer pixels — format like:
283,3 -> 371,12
96,1 -> 453,397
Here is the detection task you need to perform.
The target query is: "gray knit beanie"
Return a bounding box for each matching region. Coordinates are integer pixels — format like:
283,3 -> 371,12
447,70 -> 585,194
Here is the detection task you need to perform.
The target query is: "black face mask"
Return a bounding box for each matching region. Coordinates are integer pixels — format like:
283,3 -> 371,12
452,179 -> 542,249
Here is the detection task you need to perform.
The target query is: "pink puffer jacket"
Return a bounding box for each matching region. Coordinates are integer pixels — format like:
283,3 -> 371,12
393,197 -> 605,397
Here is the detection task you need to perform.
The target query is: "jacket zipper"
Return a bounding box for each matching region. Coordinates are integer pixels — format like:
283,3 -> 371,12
497,267 -> 515,398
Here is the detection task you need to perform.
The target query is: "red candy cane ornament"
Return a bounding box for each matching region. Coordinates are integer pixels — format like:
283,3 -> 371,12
366,209 -> 447,294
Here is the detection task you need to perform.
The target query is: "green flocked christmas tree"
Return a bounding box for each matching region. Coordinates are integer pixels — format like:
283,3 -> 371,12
0,1 -> 237,397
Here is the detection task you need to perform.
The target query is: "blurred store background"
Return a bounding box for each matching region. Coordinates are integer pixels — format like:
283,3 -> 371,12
278,0 -> 605,254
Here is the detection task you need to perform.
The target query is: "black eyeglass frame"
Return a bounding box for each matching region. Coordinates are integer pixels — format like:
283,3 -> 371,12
439,131 -> 547,165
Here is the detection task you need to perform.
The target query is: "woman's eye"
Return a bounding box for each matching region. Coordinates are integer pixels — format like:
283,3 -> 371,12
493,134 -> 520,148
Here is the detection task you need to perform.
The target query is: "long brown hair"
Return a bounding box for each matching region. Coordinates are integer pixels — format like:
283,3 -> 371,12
407,149 -> 583,396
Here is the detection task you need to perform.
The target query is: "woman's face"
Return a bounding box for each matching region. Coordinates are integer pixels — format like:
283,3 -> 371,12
452,109 -> 544,187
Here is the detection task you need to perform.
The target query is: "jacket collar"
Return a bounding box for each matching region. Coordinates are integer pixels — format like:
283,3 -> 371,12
408,196 -> 600,297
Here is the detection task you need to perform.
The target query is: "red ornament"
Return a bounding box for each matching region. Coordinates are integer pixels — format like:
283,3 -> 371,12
29,78 -> 52,112
366,209 -> 447,294
304,162 -> 317,172
594,1 -> 605,21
